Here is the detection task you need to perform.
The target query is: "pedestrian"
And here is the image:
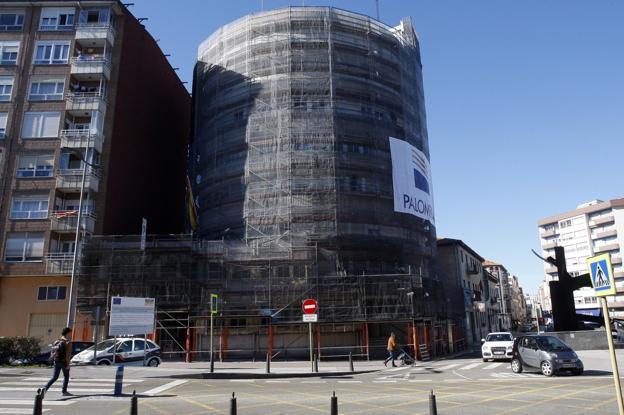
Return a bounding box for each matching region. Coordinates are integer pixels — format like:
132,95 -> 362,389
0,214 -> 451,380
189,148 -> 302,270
384,332 -> 397,367
43,327 -> 72,397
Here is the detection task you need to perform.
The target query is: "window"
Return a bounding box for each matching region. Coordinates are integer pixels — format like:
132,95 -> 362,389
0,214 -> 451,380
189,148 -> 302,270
0,13 -> 24,31
133,340 -> 145,351
78,8 -> 111,25
37,286 -> 67,301
16,153 -> 54,178
22,112 -> 60,138
0,76 -> 13,101
34,41 -> 70,64
116,340 -> 132,353
0,112 -> 7,138
29,79 -> 64,101
0,41 -> 19,64
39,8 -> 75,31
10,195 -> 49,219
4,232 -> 44,262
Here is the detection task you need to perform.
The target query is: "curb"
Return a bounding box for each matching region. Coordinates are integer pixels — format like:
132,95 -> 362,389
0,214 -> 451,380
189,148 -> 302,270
168,369 -> 378,380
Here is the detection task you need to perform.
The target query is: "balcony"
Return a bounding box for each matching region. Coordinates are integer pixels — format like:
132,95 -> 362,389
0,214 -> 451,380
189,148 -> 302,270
545,266 -> 557,274
594,243 -> 619,254
70,55 -> 111,79
66,92 -> 107,115
594,229 -> 617,239
56,167 -> 100,193
542,241 -> 557,250
541,228 -> 558,238
45,253 -> 73,274
612,257 -> 623,265
590,215 -> 615,227
60,129 -> 103,153
75,23 -> 115,46
50,211 -> 96,234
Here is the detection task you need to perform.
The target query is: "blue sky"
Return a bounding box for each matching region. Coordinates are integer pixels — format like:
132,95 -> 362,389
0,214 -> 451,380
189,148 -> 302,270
130,0 -> 624,293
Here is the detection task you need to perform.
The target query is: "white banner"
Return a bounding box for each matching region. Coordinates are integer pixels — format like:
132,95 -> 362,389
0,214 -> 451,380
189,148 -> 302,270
109,296 -> 155,336
389,137 -> 435,225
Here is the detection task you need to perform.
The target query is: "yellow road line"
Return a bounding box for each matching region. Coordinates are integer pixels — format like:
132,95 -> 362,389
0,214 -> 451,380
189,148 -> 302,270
497,383 -> 609,414
176,395 -> 226,414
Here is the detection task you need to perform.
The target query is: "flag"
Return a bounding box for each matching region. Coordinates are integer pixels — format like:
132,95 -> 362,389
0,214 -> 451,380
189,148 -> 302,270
186,175 -> 199,231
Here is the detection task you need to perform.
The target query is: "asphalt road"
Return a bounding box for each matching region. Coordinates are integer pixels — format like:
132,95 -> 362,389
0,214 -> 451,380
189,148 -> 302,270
1,351 -> 622,414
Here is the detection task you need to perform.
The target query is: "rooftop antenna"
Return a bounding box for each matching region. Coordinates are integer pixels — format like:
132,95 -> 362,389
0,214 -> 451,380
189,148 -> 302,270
375,0 -> 380,21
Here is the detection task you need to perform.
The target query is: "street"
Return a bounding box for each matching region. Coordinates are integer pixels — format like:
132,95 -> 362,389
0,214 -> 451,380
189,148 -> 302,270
0,350 -> 621,414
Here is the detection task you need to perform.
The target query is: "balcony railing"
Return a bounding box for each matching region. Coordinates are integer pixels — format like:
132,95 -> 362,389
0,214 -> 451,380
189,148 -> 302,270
50,210 -> 96,234
66,91 -> 107,113
60,129 -> 103,153
56,167 -> 100,192
70,55 -> 112,78
45,253 -> 74,274
75,22 -> 116,45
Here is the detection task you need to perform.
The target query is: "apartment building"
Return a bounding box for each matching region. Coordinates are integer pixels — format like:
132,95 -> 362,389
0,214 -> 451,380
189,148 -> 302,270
0,0 -> 190,345
437,238 -> 501,346
483,260 -> 512,331
538,198 -> 624,317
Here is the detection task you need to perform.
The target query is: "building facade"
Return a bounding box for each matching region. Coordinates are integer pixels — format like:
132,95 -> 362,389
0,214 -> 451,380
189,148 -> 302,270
538,198 -> 624,317
437,238 -> 501,346
508,275 -> 527,329
483,260 -> 512,331
0,0 -> 190,345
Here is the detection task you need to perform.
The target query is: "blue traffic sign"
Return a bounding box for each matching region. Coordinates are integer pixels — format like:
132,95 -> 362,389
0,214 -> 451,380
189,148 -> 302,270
587,254 -> 616,297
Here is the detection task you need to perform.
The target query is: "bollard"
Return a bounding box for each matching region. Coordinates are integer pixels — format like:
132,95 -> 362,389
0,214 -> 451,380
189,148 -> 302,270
130,390 -> 138,415
349,352 -> 354,372
313,353 -> 318,373
114,365 -> 125,396
210,350 -> 215,373
230,392 -> 237,415
429,389 -> 438,415
33,388 -> 44,415
330,391 -> 338,415
266,352 -> 271,374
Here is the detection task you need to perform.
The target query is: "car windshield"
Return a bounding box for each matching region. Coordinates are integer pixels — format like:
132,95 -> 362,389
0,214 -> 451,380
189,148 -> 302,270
83,339 -> 116,352
486,334 -> 512,342
535,336 -> 571,352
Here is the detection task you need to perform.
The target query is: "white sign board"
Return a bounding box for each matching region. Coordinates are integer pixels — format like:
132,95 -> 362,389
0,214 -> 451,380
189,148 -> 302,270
303,314 -> 318,323
109,296 -> 155,336
389,137 -> 435,225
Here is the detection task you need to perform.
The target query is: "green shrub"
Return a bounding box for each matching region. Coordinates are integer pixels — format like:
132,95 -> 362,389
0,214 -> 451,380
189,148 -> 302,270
0,337 -> 12,364
0,336 -> 41,364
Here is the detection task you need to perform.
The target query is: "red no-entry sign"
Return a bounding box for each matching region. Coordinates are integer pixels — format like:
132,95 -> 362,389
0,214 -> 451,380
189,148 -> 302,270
302,299 -> 318,314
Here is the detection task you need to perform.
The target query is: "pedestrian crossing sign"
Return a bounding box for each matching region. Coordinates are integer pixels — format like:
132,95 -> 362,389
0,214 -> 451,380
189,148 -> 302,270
587,254 -> 616,296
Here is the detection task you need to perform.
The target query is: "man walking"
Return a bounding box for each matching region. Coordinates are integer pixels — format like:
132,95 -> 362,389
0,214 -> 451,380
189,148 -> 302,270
43,327 -> 72,397
384,332 -> 397,367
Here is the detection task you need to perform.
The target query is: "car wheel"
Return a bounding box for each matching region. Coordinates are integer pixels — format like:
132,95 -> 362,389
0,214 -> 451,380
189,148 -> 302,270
511,358 -> 523,373
97,360 -> 111,366
148,358 -> 159,367
572,368 -> 583,376
541,361 -> 554,377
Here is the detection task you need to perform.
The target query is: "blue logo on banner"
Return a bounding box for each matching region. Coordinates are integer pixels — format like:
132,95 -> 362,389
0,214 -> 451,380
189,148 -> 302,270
113,297 -> 122,305
413,169 -> 430,194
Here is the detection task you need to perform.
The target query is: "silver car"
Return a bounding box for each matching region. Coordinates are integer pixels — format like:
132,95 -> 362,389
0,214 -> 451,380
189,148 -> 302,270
511,335 -> 583,376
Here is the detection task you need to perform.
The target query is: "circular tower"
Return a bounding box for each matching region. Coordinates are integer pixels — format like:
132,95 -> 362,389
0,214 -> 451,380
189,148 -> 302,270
191,7 -> 434,275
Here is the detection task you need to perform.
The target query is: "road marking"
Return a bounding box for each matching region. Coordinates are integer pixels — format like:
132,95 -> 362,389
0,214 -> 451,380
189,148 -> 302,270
437,363 -> 460,370
337,380 -> 362,383
229,379 -> 255,383
1,381 -> 125,387
408,379 -> 432,382
23,377 -> 143,383
385,366 -> 405,372
0,409 -> 49,414
265,380 -> 290,383
301,380 -> 326,384
0,400 -> 73,406
0,387 -> 111,393
373,380 -> 397,383
452,370 -> 472,380
143,379 -> 188,396
460,363 -> 481,370
483,363 -> 503,370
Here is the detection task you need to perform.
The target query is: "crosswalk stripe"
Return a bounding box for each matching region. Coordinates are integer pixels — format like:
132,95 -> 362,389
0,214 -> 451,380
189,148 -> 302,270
0,400 -> 73,406
386,366 -> 405,372
1,382 -> 128,387
23,377 -> 143,383
0,409 -> 49,414
0,387 -> 111,393
373,380 -> 397,383
483,363 -> 503,370
437,363 -> 460,370
459,363 -> 481,370
143,379 -> 188,396
337,380 -> 362,383
301,381 -> 326,384
265,380 -> 290,383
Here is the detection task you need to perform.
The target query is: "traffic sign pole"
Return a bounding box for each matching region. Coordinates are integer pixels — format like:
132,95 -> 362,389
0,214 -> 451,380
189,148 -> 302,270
309,322 -> 313,372
601,296 -> 624,415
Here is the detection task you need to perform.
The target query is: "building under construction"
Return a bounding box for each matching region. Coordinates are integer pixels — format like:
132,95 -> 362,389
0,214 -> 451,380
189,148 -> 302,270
75,8 -> 466,360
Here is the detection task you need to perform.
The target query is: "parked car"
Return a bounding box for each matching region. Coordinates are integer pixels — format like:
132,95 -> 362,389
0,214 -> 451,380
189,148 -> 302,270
481,332 -> 514,362
511,335 -> 583,376
31,341 -> 94,366
71,337 -> 161,367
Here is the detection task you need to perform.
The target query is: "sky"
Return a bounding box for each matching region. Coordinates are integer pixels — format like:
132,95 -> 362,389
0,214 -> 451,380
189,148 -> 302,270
129,0 -> 624,293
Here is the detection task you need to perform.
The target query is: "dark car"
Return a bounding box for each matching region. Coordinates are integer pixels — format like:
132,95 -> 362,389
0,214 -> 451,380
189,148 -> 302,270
31,341 -> 94,365
511,335 -> 583,377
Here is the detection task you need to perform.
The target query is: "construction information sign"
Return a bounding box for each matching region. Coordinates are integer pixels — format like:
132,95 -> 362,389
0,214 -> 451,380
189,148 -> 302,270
587,254 -> 616,297
389,137 -> 435,225
109,296 -> 155,336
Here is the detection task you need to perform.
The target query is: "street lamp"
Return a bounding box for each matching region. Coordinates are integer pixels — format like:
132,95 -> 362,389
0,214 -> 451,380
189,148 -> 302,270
65,145 -> 96,329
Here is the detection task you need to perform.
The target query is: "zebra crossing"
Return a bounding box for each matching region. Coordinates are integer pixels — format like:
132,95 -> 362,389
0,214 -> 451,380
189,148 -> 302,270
0,377 -> 145,414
